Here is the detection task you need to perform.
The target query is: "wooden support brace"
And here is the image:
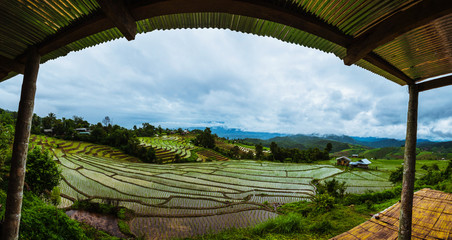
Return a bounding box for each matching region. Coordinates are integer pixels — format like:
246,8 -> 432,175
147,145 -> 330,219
364,53 -> 414,85
97,0 -> 137,41
1,47 -> 40,240
344,0 -> 452,66
398,84 -> 419,240
418,75 -> 452,92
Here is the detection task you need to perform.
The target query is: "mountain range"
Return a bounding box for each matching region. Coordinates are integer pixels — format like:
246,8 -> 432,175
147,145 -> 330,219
191,126 -> 442,149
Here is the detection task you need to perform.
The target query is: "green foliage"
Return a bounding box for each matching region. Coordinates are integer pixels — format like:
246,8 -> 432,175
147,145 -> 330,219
252,213 -> 307,235
0,191 -> 87,240
362,147 -> 403,160
255,143 -> 264,160
343,185 -> 402,205
314,178 -> 346,199
117,219 -> 133,236
49,186 -> 61,206
389,166 -> 404,184
312,193 -> 335,212
0,123 -> 14,168
194,128 -> 216,149
417,160 -> 452,188
269,142 -> 330,163
25,147 -> 61,196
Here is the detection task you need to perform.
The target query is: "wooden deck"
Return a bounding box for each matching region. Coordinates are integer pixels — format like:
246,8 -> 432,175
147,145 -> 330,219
331,188 -> 452,240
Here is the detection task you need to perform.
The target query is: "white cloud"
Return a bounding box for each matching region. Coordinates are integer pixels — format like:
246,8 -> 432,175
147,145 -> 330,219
1,29 -> 451,140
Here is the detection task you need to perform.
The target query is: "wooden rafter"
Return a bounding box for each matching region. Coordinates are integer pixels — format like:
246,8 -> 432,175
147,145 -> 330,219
97,0 -> 137,41
418,75 -> 452,92
0,72 -> 7,80
364,53 -> 414,85
344,0 -> 452,66
0,55 -> 25,74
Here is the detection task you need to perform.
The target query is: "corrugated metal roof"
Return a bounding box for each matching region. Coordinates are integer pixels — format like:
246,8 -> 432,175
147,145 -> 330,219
0,0 -> 451,88
331,188 -> 452,240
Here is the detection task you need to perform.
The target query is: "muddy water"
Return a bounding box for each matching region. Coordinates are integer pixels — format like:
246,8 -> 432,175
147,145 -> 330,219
66,210 -> 128,239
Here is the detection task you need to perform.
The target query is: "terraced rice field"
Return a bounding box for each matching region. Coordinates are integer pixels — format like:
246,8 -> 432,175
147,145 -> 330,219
322,170 -> 394,193
196,149 -> 229,161
30,136 -> 394,239
30,135 -> 140,162
55,156 -> 325,239
140,136 -> 195,162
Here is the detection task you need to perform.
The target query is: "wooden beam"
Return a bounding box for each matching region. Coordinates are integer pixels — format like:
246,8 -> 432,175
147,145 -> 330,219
37,13 -> 113,56
364,53 -> 414,85
418,75 -> 452,92
398,84 -> 418,240
344,0 -> 452,65
97,0 -> 137,41
1,47 -> 40,240
0,55 -> 25,74
0,71 -> 8,82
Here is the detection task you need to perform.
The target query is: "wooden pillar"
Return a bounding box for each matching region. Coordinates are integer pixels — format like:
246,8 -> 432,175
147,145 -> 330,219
398,84 -> 419,240
1,47 -> 40,240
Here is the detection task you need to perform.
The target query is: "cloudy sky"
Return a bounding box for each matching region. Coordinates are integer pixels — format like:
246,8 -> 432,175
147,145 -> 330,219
1,29 -> 451,141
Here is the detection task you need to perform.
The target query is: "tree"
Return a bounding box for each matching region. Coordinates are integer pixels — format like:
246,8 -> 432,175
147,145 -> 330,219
230,146 -> 240,159
25,147 -> 61,196
270,142 -> 280,161
389,166 -> 404,184
42,112 -> 56,129
195,128 -> 216,149
102,116 -> 111,127
325,143 -> 333,153
255,143 -> 263,160
73,115 -> 89,128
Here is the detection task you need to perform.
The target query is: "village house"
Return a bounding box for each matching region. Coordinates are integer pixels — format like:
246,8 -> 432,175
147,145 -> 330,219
336,156 -> 351,166
75,128 -> 90,134
350,159 -> 371,169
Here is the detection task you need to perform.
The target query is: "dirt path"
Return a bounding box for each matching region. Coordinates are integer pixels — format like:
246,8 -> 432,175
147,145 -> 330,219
66,210 -> 128,239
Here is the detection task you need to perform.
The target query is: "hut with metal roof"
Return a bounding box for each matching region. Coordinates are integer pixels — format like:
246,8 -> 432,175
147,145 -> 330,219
350,158 -> 372,169
1,1 -> 452,239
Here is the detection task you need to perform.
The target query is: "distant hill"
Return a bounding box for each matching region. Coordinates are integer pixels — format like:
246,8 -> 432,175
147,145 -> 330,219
361,147 -> 405,160
323,135 -> 432,148
243,134 -> 352,152
188,127 -> 439,150
188,127 -> 288,140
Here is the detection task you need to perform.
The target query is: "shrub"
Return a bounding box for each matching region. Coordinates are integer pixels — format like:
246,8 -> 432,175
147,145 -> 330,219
312,193 -> 335,212
313,178 -> 346,199
389,166 -> 404,184
252,213 -> 307,235
25,147 -> 61,196
49,186 -> 61,206
0,191 -> 87,239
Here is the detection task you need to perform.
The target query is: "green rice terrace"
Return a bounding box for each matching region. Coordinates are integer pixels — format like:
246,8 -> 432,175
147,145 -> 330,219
28,135 -> 397,239
139,136 -> 196,162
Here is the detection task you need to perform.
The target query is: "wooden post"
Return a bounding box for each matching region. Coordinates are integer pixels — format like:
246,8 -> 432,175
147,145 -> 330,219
398,84 -> 419,240
1,47 -> 40,240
